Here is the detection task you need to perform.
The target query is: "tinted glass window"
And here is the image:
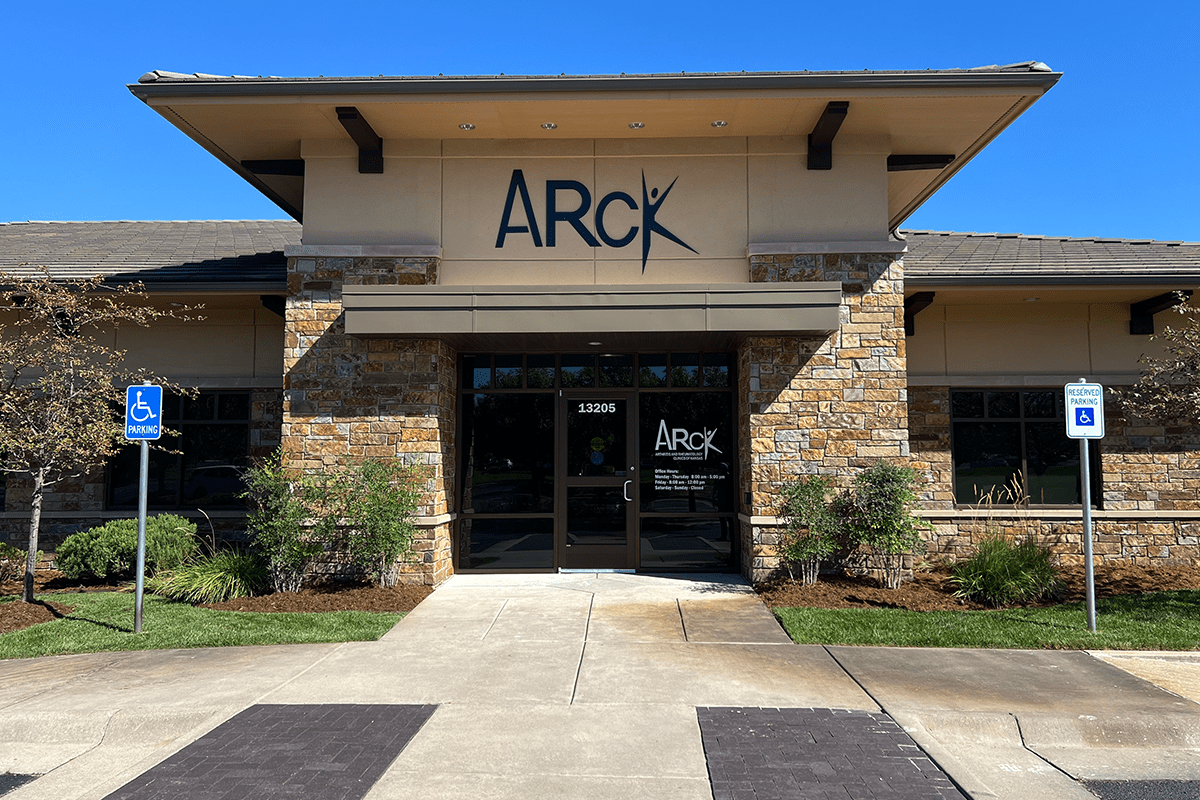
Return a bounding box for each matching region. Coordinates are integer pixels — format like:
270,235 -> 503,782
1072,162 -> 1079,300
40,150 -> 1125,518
639,393 -> 734,513
640,517 -> 733,570
560,354 -> 595,388
639,354 -> 668,387
459,517 -> 553,570
462,393 -> 554,514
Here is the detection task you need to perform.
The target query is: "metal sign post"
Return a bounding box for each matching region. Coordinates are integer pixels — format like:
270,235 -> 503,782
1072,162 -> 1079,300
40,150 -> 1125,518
125,383 -> 163,633
1064,379 -> 1105,633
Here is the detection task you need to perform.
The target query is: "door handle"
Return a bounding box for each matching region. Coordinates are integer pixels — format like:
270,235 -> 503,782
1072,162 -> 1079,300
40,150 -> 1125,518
623,480 -> 632,502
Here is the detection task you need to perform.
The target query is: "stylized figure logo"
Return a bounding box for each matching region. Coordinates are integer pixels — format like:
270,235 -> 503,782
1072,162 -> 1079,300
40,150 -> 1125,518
640,171 -> 697,272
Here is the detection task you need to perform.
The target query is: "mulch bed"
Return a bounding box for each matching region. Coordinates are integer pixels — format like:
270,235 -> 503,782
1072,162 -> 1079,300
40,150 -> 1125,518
757,563 -> 1200,611
0,569 -> 431,637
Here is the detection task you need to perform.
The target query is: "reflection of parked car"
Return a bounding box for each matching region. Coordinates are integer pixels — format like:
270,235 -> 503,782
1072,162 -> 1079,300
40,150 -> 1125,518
183,464 -> 245,505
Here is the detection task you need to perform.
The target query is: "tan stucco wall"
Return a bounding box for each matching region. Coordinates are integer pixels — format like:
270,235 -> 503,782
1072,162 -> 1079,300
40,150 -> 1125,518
907,302 -> 1167,384
299,136 -> 890,285
115,297 -> 283,387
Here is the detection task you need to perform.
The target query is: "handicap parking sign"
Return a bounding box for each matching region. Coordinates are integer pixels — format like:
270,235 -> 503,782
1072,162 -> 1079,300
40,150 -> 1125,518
1064,382 -> 1104,439
125,385 -> 163,440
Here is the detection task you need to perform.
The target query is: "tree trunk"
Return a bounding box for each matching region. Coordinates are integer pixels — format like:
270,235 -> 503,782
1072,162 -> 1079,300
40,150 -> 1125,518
22,468 -> 45,603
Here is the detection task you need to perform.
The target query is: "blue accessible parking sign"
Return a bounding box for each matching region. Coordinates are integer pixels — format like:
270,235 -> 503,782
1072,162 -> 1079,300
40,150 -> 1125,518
125,385 -> 163,440
1064,381 -> 1105,439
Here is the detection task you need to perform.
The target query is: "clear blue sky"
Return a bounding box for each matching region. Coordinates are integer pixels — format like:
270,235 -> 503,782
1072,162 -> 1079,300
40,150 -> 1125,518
3,0 -> 1197,241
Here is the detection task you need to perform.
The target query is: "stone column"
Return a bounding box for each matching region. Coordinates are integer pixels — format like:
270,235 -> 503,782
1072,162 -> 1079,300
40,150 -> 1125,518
739,249 -> 909,582
282,248 -> 454,585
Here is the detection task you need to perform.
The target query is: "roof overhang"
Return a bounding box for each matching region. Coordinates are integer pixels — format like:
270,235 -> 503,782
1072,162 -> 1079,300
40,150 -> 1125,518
342,282 -> 841,351
129,67 -> 1060,227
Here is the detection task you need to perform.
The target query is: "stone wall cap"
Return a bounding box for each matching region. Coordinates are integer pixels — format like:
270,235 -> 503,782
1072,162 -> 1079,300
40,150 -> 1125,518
285,244 -> 443,258
748,241 -> 908,256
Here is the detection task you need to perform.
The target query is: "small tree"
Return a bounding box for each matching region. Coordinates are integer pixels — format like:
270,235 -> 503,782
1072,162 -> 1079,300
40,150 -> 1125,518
1120,294 -> 1200,423
242,450 -> 329,593
0,270 -> 195,602
777,474 -> 840,585
844,461 -> 931,590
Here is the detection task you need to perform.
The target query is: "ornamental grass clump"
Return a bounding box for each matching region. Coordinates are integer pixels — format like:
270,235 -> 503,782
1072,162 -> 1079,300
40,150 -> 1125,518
148,550 -> 269,604
777,475 -> 841,585
951,534 -> 1063,607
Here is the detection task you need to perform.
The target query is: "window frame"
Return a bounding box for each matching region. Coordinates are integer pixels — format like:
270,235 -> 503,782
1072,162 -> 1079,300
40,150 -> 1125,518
105,389 -> 252,511
948,387 -> 1102,509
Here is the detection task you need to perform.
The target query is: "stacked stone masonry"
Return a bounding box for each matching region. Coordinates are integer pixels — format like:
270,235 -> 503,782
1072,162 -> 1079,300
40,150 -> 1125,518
910,385 -> 1200,567
740,252 -> 908,582
283,255 -> 453,585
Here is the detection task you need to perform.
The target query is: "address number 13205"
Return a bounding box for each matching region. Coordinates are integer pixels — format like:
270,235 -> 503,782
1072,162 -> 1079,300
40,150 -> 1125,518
578,403 -> 616,413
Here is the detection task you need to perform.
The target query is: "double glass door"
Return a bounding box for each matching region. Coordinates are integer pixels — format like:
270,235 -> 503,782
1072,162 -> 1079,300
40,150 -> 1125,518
561,393 -> 636,569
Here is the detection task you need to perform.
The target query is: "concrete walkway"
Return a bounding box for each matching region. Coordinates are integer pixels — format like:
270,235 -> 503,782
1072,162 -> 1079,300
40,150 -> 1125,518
2,572 -> 1200,799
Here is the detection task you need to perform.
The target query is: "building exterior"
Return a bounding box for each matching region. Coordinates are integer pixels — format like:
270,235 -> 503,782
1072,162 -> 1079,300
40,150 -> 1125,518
2,66 -> 1198,585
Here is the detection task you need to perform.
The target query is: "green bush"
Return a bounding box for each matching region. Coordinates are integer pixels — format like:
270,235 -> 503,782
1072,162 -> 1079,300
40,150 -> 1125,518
148,551 -> 268,603
0,542 -> 25,583
951,534 -> 1063,607
56,514 -> 198,581
843,461 -> 930,589
342,459 -> 422,588
242,450 -> 328,593
777,475 -> 840,585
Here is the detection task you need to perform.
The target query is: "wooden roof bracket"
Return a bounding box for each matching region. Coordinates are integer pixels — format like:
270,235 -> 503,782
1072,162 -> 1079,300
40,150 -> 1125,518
336,107 -> 384,174
1130,290 -> 1193,335
807,101 -> 848,170
904,291 -> 936,336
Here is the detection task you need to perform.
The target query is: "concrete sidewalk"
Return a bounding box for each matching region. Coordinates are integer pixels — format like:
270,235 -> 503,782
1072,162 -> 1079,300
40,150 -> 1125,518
2,572 -> 1200,799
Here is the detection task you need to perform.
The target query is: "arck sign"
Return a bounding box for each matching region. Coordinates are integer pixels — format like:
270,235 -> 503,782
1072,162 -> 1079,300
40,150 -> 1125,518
495,169 -> 697,271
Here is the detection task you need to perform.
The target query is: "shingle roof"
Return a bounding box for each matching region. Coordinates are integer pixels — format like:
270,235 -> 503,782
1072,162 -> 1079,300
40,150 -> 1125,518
0,220 -> 299,288
2,221 -> 1197,289
901,230 -> 1200,285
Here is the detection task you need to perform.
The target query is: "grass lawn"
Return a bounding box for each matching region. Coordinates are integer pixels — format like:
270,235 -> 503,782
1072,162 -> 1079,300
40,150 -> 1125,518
774,590 -> 1200,650
0,592 -> 401,660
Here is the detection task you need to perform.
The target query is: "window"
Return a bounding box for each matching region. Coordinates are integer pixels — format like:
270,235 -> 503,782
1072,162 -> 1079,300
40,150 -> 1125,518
107,390 -> 251,510
951,389 -> 1100,506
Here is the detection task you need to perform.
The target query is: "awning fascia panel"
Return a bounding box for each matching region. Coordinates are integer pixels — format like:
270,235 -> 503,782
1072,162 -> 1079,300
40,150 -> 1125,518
342,283 -> 843,338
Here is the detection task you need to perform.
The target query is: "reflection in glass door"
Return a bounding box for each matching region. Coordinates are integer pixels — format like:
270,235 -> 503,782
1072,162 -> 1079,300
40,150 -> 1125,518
561,394 -> 635,569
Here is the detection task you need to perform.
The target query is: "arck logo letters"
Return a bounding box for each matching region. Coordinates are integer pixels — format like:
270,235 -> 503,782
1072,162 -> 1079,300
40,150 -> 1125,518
654,419 -> 722,459
495,169 -> 697,272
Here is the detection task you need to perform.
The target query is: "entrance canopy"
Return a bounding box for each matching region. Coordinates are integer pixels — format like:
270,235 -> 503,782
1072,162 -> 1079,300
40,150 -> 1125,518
342,282 -> 842,351
129,65 -> 1060,230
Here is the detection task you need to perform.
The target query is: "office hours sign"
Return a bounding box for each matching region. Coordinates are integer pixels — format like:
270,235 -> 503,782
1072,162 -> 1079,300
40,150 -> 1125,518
639,393 -> 734,513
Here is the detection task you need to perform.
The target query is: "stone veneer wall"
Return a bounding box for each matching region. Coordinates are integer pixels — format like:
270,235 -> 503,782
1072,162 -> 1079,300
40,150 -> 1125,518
910,385 -> 1200,566
283,254 -> 454,585
739,252 -> 909,582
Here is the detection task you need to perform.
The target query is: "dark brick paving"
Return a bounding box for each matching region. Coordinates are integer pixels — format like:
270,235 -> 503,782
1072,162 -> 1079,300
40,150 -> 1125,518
101,704 -> 436,800
1085,780 -> 1200,800
697,707 -> 967,800
0,774 -> 37,796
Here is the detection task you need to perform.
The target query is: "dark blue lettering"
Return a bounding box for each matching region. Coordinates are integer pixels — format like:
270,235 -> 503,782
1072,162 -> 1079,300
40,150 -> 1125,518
496,169 -> 543,248
595,191 -> 639,248
546,180 -> 600,248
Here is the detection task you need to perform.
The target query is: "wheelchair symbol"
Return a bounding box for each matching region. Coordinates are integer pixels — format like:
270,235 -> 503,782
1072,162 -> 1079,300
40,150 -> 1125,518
129,390 -> 158,423
1075,407 -> 1093,426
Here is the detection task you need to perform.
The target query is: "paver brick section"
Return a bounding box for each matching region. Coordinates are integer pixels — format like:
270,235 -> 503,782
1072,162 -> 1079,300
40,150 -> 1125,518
101,704 -> 436,800
697,706 -> 966,800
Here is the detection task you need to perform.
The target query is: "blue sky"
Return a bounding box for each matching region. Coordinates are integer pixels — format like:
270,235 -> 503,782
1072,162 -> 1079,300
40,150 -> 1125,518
3,0 -> 1196,241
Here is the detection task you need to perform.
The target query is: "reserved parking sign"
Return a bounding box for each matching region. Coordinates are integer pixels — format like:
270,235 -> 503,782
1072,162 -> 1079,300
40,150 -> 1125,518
1064,381 -> 1105,439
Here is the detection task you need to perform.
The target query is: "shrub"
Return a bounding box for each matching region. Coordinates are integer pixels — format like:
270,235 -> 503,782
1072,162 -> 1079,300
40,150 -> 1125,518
148,550 -> 268,603
842,461 -> 930,590
56,514 -> 198,581
242,450 -> 328,593
0,542 -> 25,583
777,475 -> 840,585
341,459 -> 422,588
951,534 -> 1062,607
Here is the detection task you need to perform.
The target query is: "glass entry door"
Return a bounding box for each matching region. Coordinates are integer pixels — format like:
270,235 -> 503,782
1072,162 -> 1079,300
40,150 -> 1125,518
560,394 -> 636,569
